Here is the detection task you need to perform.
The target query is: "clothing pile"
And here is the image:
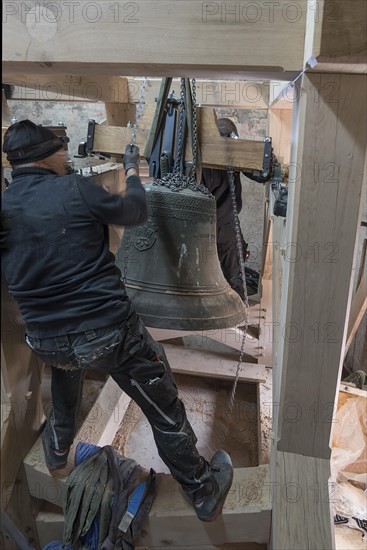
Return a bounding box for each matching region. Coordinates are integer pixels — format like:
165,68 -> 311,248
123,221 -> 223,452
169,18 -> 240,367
43,441 -> 156,550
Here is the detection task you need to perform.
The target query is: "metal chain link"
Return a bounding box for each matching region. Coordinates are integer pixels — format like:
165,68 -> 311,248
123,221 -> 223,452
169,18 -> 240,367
130,77 -> 149,147
227,167 -> 249,314
190,78 -> 198,183
153,172 -> 212,196
123,77 -> 150,284
226,150 -> 250,411
173,78 -> 186,175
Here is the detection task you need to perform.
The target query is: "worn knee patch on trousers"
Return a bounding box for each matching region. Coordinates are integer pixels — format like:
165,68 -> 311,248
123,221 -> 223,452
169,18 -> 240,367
152,419 -> 201,475
154,418 -> 198,450
130,359 -> 178,410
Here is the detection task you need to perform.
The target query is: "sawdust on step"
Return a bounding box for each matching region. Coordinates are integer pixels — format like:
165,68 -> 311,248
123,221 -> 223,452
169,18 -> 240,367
112,374 -> 259,473
335,525 -> 366,550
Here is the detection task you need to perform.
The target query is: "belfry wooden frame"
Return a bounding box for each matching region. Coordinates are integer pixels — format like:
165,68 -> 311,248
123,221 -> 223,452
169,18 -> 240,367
2,1 -> 366,548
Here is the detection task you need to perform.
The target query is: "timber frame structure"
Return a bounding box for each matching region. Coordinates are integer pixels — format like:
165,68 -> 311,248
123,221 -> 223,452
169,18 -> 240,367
2,1 -> 367,549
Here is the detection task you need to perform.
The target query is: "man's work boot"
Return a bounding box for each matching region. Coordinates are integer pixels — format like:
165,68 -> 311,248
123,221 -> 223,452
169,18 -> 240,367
42,423 -> 70,471
192,450 -> 233,522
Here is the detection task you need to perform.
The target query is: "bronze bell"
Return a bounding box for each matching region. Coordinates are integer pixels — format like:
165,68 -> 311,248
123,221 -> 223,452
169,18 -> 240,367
116,184 -> 247,330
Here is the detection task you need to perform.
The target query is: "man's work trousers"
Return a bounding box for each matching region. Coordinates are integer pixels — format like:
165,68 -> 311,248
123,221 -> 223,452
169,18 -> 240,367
217,220 -> 248,300
25,305 -> 207,493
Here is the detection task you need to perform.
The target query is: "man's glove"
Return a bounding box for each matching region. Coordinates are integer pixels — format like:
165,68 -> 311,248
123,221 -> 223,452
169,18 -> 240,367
123,144 -> 140,174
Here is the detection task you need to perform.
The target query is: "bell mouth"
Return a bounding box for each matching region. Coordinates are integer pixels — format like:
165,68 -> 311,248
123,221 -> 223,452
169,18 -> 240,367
124,283 -> 247,331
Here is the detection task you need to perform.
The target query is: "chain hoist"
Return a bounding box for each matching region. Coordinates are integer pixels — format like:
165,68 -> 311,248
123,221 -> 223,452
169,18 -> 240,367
130,78 -> 149,148
153,78 -> 212,197
189,78 -> 198,183
122,77 -> 149,285
172,78 -> 186,176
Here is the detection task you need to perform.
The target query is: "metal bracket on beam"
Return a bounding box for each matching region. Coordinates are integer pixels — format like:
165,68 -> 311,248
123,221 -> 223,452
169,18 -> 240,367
242,136 -> 274,184
75,120 -> 110,160
86,119 -> 96,154
262,137 -> 272,179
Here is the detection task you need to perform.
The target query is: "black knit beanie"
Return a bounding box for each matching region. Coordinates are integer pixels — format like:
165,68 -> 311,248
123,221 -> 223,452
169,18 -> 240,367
3,119 -> 65,164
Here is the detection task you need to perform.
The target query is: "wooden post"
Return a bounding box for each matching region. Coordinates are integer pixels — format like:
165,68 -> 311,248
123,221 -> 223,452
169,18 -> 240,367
105,102 -> 136,127
267,108 -> 293,166
271,73 -> 367,549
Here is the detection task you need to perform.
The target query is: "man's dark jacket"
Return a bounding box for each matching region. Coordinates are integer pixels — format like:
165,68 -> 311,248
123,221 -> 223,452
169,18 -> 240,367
1,167 -> 147,337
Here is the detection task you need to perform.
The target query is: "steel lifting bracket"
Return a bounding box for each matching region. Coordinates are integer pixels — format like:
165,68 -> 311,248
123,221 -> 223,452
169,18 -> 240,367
241,136 -> 275,184
75,119 -> 107,159
262,137 -> 272,179
149,92 -> 183,179
86,119 -> 96,154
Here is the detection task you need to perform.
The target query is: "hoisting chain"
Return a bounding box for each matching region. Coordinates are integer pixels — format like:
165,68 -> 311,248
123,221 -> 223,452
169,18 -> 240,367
130,77 -> 149,147
226,147 -> 250,411
122,77 -> 149,285
172,78 -> 186,176
190,78 -> 199,183
153,78 -> 212,197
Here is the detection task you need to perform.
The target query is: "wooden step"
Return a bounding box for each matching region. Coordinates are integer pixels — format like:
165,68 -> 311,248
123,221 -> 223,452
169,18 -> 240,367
35,502 -> 64,548
35,466 -> 271,548
136,465 -> 271,547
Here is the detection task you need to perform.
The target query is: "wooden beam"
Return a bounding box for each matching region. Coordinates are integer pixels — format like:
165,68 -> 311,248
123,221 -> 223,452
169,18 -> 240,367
128,78 -> 270,109
162,342 -> 267,384
272,451 -> 334,550
2,1 -> 306,78
2,91 -> 12,126
318,0 -> 367,60
276,73 -> 367,459
305,0 -> 367,74
2,74 -> 129,102
1,284 -> 45,548
105,102 -> 136,127
255,278 -> 273,367
197,107 -> 264,170
270,204 -> 288,413
149,323 -> 267,362
36,503 -> 64,548
92,107 -> 265,170
345,271 -> 367,354
268,108 -> 292,165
